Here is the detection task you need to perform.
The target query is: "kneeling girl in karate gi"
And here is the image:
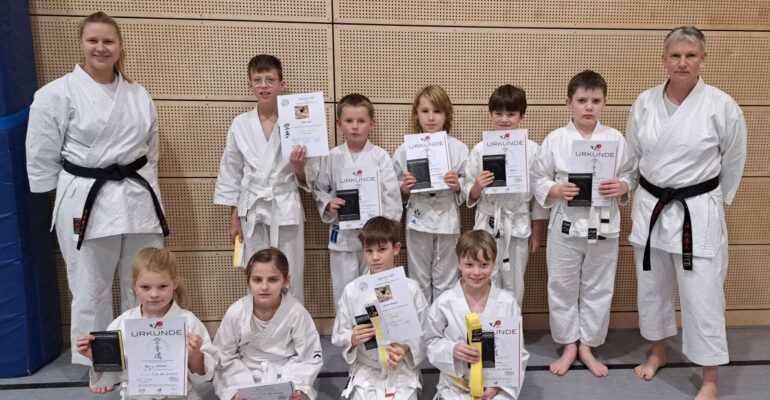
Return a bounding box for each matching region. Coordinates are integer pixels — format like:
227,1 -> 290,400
426,230 -> 529,399
332,216 -> 429,399
213,248 -> 323,400
76,248 -> 216,398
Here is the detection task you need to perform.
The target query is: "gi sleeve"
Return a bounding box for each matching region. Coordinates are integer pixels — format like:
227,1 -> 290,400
464,144 -> 483,208
531,134 -> 558,209
392,144 -> 408,204
717,104 -> 747,205
213,122 -> 244,207
312,154 -> 338,224
282,309 -> 323,396
451,139 -> 470,206
212,304 -> 256,400
378,150 -> 404,221
403,285 -> 429,369
145,99 -> 160,180
331,288 -> 359,365
188,315 -> 216,384
614,135 -> 639,206
425,299 -> 466,378
26,89 -> 68,192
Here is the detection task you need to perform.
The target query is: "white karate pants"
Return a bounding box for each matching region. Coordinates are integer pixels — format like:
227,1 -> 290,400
491,236 -> 529,308
243,221 -> 304,304
330,249 -> 367,309
57,220 -> 162,365
406,229 -> 459,304
634,242 -> 729,366
546,225 -> 618,347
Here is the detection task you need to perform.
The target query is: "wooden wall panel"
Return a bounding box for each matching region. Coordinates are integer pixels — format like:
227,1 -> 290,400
334,1 -> 770,30
31,17 -> 334,101
30,0 -> 332,22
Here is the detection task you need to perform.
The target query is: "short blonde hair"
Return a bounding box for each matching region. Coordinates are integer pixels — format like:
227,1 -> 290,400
411,85 -> 453,133
79,12 -> 132,83
455,230 -> 497,262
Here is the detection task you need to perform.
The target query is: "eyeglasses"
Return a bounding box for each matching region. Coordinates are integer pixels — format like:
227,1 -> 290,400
250,78 -> 280,87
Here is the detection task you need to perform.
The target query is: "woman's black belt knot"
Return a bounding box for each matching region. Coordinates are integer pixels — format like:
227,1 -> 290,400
639,175 -> 719,272
62,156 -> 170,250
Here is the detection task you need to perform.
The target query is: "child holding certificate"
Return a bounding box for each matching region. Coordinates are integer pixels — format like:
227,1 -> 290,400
332,217 -> 429,399
312,94 -> 402,308
214,54 -> 313,303
425,230 -> 529,399
75,248 -> 215,398
465,84 -> 548,307
392,85 -> 469,303
213,248 -> 322,400
531,71 -> 636,377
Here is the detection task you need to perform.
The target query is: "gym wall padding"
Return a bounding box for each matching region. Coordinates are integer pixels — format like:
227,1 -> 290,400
27,0 -> 770,337
0,0 -> 61,377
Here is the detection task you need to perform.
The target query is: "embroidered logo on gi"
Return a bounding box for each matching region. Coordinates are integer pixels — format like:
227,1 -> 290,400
499,132 -> 511,140
313,351 -> 322,359
414,209 -> 421,218
488,216 -> 495,229
489,320 -> 502,328
149,321 -> 164,329
591,144 -> 602,151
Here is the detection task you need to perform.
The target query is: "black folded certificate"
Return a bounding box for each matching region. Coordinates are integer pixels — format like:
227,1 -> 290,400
567,173 -> 592,207
482,154 -> 507,187
91,330 -> 125,372
337,189 -> 360,221
481,331 -> 496,368
406,158 -> 432,190
354,314 -> 378,350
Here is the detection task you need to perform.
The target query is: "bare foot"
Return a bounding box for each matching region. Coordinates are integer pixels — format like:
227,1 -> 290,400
578,343 -> 608,377
634,340 -> 668,381
695,366 -> 719,400
549,342 -> 578,376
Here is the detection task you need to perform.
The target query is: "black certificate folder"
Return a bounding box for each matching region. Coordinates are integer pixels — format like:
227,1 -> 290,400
337,189 -> 361,221
90,330 -> 125,372
567,173 -> 592,207
482,154 -> 507,187
407,158 -> 432,190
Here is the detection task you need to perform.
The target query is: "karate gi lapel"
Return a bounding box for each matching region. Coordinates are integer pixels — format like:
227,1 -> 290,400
647,78 -> 706,182
72,65 -> 128,166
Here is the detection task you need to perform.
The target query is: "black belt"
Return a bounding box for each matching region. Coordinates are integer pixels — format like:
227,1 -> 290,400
639,175 -> 719,271
63,156 -> 170,250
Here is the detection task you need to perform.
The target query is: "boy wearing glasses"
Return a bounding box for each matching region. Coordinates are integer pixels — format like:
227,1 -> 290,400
214,54 -> 313,303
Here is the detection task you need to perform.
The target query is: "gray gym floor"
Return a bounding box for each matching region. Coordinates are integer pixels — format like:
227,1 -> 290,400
1,327 -> 769,399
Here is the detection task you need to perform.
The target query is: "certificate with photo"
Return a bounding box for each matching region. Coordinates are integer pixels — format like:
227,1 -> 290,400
277,91 -> 330,160
568,140 -> 620,207
125,318 -> 187,397
479,315 -> 523,389
482,130 -> 529,194
335,161 -> 381,230
234,381 -> 295,400
403,132 -> 451,193
354,266 -> 423,343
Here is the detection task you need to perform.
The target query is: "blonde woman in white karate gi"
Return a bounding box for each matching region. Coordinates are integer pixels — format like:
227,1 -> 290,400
26,12 -> 167,365
213,248 -> 323,400
627,26 -> 747,400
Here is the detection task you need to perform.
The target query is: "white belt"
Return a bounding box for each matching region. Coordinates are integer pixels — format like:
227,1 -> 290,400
242,181 -> 298,247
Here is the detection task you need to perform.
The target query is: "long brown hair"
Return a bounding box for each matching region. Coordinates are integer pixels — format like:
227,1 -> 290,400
79,11 -> 132,83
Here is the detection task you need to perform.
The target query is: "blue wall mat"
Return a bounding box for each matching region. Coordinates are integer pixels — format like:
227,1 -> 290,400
0,0 -> 62,377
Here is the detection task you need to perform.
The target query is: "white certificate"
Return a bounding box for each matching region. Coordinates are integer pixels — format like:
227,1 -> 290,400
568,140 -> 620,207
234,381 -> 295,400
403,131 -> 451,193
125,318 -> 187,397
278,91 -> 330,160
482,129 -> 529,194
354,266 -> 423,343
479,315 -> 523,388
336,161 -> 382,230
